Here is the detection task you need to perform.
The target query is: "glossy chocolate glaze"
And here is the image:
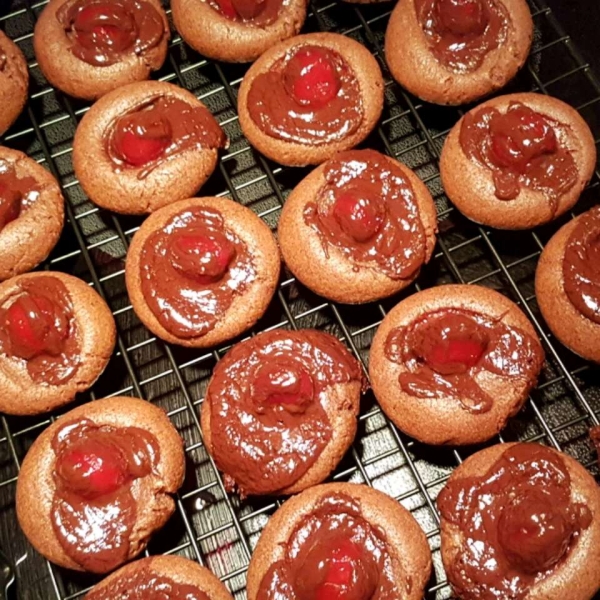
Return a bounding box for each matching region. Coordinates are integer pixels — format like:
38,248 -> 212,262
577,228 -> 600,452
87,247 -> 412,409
385,307 -> 543,413
460,101 -> 578,203
0,276 -> 80,385
415,0 -> 508,73
140,206 -> 255,339
107,95 -> 226,179
0,160 -> 40,231
563,206 -> 600,324
304,150 -> 428,280
207,330 -> 363,495
86,564 -> 209,599
257,493 -> 402,599
57,0 -> 165,67
206,0 -> 283,26
52,418 -> 160,573
438,443 -> 593,600
247,45 -> 363,146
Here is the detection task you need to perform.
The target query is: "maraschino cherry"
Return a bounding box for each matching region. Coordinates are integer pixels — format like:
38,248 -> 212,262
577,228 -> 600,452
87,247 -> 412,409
332,192 -> 385,243
113,116 -> 172,168
284,48 -> 341,107
252,360 -> 314,413
213,0 -> 266,20
435,0 -> 487,36
0,182 -> 22,229
425,338 -> 486,375
169,229 -> 236,284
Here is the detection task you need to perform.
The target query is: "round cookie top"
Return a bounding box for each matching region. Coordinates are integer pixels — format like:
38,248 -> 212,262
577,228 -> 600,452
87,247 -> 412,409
85,555 -> 233,599
369,284 -> 544,445
73,81 -> 227,214
440,93 -> 596,229
385,0 -> 533,105
246,482 -> 431,600
238,33 -> 384,166
125,196 -> 280,348
0,271 -> 115,415
278,149 -> 439,304
0,31 -> 29,136
201,329 -> 364,496
171,0 -> 307,63
16,397 -> 185,573
0,147 -> 64,282
438,442 -> 600,600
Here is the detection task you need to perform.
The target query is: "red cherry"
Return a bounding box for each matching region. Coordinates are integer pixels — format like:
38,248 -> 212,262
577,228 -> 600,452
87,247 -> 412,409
315,540 -> 363,600
231,0 -> 266,19
426,338 -> 486,373
436,0 -> 487,36
332,192 -> 385,243
213,0 -> 238,20
286,48 -> 340,107
252,361 -> 314,412
5,301 -> 47,358
73,3 -> 135,52
116,129 -> 170,167
56,439 -> 128,500
0,182 -> 21,229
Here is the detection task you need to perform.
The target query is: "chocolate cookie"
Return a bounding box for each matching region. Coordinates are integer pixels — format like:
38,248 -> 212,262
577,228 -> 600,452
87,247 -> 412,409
246,482 -> 431,600
16,397 -> 185,573
440,93 -> 596,230
279,149 -> 439,304
0,147 -> 64,281
33,0 -> 169,101
591,427 -> 600,466
385,0 -> 533,106
73,81 -> 227,215
0,272 -> 116,415
238,33 -> 384,166
0,31 -> 29,135
535,207 -> 600,363
201,329 -> 364,496
437,442 -> 600,600
125,197 -> 280,348
172,0 -> 307,63
369,284 -> 544,445
85,555 -> 233,599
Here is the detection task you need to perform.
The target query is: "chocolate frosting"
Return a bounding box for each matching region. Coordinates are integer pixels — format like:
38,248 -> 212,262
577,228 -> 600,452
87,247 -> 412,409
86,564 -> 209,600
257,493 -> 402,599
304,149 -> 428,280
206,0 -> 283,26
415,0 -> 508,73
247,45 -> 363,146
57,0 -> 166,67
0,160 -> 40,232
438,443 -> 593,600
52,418 -> 160,573
460,101 -> 578,203
0,276 -> 80,386
107,95 -> 226,179
384,307 -> 544,413
140,206 -> 255,339
563,206 -> 600,324
207,330 -> 363,495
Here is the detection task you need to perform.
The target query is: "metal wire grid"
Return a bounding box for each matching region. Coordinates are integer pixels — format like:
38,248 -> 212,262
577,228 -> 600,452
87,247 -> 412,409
0,0 -> 598,598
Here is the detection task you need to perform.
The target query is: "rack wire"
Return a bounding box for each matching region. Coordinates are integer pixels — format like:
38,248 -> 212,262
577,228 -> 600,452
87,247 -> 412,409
0,0 -> 599,597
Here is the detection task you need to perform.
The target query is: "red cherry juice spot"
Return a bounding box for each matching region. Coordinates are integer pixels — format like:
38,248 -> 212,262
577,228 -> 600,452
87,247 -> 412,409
285,48 -> 340,107
213,0 -> 238,20
170,230 -> 236,284
252,361 -> 314,412
425,338 -> 486,375
436,0 -> 487,36
332,192 -> 385,243
73,3 -> 135,52
0,183 -> 22,229
498,491 -> 571,573
56,439 -> 128,500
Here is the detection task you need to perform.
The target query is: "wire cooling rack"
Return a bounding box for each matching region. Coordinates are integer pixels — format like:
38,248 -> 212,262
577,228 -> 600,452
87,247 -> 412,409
0,0 -> 599,598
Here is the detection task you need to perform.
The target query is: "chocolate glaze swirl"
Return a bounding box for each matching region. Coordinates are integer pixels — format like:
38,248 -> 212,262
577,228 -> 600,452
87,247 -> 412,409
438,443 -> 593,600
57,0 -> 166,67
563,206 -> 600,324
384,307 -> 544,413
247,45 -> 363,146
107,95 -> 226,180
0,160 -> 40,232
86,564 -> 209,599
0,276 -> 80,385
460,101 -> 578,204
140,206 -> 255,339
207,330 -> 363,495
52,418 -> 160,573
258,493 -> 402,599
415,0 -> 508,73
304,150 -> 429,280
206,0 -> 283,26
